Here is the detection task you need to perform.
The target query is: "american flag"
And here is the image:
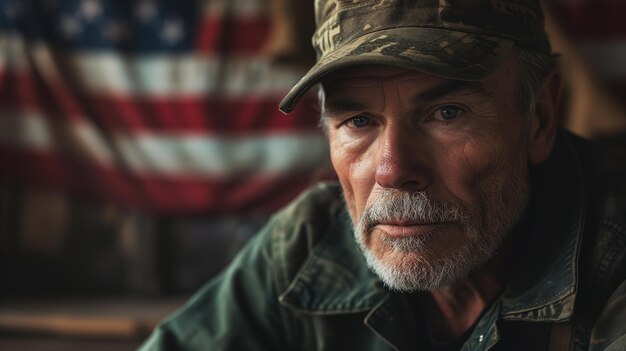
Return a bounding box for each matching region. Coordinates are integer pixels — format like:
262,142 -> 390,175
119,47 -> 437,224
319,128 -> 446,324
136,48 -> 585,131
0,0 -> 331,214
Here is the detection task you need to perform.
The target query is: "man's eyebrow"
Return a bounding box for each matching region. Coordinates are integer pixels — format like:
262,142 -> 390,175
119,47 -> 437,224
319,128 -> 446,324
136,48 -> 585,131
322,98 -> 369,116
413,80 -> 495,103
321,80 -> 496,118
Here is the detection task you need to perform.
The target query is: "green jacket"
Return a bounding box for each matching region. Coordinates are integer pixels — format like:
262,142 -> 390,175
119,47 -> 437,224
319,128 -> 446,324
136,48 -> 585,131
139,132 -> 626,350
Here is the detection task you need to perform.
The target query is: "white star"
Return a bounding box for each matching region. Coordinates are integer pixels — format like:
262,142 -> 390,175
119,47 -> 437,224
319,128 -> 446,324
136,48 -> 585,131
60,15 -> 82,38
161,19 -> 184,45
81,0 -> 102,21
135,0 -> 157,23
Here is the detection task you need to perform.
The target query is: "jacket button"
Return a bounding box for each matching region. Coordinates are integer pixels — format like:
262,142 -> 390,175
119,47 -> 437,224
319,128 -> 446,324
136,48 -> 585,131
478,334 -> 484,343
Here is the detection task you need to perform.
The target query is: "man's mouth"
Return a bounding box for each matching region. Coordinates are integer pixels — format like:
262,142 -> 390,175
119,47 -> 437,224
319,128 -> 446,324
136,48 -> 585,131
374,222 -> 450,238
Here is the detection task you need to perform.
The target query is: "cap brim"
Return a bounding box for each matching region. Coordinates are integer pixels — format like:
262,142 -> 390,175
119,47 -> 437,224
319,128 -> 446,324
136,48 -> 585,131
279,27 -> 515,113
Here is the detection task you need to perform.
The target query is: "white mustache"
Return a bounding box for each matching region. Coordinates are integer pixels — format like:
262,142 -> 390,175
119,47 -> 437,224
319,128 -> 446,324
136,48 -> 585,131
358,190 -> 471,234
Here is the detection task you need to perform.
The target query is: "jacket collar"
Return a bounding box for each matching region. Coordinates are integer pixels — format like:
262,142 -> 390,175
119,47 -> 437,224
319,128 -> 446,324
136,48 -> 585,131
500,131 -> 586,321
278,208 -> 388,314
279,131 -> 586,322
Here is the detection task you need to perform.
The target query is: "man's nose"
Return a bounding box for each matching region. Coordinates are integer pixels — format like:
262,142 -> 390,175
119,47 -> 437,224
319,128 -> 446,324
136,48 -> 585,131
374,125 -> 431,191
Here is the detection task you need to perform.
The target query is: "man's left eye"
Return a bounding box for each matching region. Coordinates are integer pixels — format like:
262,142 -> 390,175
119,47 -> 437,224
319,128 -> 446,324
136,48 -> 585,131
435,105 -> 463,120
346,115 -> 372,128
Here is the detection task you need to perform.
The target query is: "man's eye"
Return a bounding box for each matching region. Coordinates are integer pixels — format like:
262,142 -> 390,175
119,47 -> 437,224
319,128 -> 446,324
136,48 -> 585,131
434,105 -> 463,121
346,115 -> 372,128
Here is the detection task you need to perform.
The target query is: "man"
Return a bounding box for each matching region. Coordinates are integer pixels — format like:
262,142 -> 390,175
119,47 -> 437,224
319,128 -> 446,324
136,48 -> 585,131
140,0 -> 626,350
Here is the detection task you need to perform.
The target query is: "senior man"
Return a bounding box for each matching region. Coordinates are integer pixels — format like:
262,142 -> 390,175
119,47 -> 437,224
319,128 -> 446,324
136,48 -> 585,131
140,0 -> 626,350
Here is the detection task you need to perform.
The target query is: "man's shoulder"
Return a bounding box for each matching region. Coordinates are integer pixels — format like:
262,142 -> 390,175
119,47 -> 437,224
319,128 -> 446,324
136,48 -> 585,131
269,183 -> 382,314
573,132 -> 626,189
567,133 -> 626,348
574,133 -> 626,236
567,132 -> 626,278
559,132 -> 626,222
268,182 -> 351,290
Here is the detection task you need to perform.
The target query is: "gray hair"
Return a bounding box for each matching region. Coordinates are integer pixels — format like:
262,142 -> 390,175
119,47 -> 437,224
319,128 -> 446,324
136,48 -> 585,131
318,87 -> 330,135
515,47 -> 557,116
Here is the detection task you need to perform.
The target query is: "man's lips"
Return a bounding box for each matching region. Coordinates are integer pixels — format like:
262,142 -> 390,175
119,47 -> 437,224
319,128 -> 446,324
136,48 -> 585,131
375,222 -> 450,238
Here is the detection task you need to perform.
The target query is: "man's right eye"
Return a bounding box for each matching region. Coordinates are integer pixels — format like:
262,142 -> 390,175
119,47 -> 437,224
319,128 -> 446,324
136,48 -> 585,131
346,115 -> 371,128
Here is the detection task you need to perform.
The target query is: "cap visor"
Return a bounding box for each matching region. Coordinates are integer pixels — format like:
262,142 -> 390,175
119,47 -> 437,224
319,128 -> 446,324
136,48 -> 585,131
279,27 -> 514,113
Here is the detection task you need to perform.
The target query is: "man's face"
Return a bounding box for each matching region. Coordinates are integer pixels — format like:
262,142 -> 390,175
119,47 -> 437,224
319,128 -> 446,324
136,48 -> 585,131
322,59 -> 532,291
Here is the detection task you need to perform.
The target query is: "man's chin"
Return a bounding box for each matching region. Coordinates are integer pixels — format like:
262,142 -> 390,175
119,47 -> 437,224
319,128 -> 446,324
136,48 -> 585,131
363,246 -> 484,292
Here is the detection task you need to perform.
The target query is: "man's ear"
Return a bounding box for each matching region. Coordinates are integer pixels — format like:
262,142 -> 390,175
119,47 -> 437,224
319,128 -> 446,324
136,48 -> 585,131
528,69 -> 561,165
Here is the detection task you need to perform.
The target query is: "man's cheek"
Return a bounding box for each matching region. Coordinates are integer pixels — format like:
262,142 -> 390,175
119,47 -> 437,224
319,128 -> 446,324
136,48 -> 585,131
343,154 -> 376,222
458,136 -> 507,176
330,150 -> 358,221
433,138 -> 483,182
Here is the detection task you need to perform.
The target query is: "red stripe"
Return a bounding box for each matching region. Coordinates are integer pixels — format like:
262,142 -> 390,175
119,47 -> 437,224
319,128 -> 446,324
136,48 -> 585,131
87,95 -> 320,134
0,147 -> 334,214
195,16 -> 271,54
0,71 -> 87,123
548,2 -> 626,40
0,71 -> 321,134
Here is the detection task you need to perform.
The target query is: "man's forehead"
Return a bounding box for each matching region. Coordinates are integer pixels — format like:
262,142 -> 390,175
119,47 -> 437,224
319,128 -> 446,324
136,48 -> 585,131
320,59 -> 518,100
321,64 -> 433,88
319,63 -> 510,118
320,64 -> 499,104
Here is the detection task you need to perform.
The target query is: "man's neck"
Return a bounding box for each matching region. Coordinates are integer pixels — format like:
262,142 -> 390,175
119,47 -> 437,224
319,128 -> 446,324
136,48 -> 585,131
416,258 -> 506,342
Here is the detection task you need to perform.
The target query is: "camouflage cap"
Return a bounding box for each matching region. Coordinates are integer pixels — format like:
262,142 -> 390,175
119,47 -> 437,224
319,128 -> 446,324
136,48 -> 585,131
279,0 -> 551,113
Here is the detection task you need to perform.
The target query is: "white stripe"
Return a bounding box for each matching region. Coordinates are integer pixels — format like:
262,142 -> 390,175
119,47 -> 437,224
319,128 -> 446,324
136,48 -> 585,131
0,33 -> 30,71
114,132 -> 329,177
0,34 -> 306,96
73,52 -> 306,97
0,109 -> 116,162
0,110 -> 330,177
577,40 -> 626,79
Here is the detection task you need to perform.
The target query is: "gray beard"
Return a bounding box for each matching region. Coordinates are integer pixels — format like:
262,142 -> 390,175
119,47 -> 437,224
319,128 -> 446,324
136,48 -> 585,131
351,167 -> 529,292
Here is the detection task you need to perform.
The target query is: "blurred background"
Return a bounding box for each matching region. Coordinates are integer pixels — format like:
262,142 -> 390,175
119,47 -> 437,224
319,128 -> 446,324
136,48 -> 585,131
0,0 -> 624,350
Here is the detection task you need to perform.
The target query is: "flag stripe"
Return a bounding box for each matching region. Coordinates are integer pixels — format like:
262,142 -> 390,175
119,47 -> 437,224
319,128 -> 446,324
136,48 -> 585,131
0,110 -> 329,177
195,16 -> 271,54
0,71 -> 320,134
0,148 -> 323,214
0,35 -> 304,96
